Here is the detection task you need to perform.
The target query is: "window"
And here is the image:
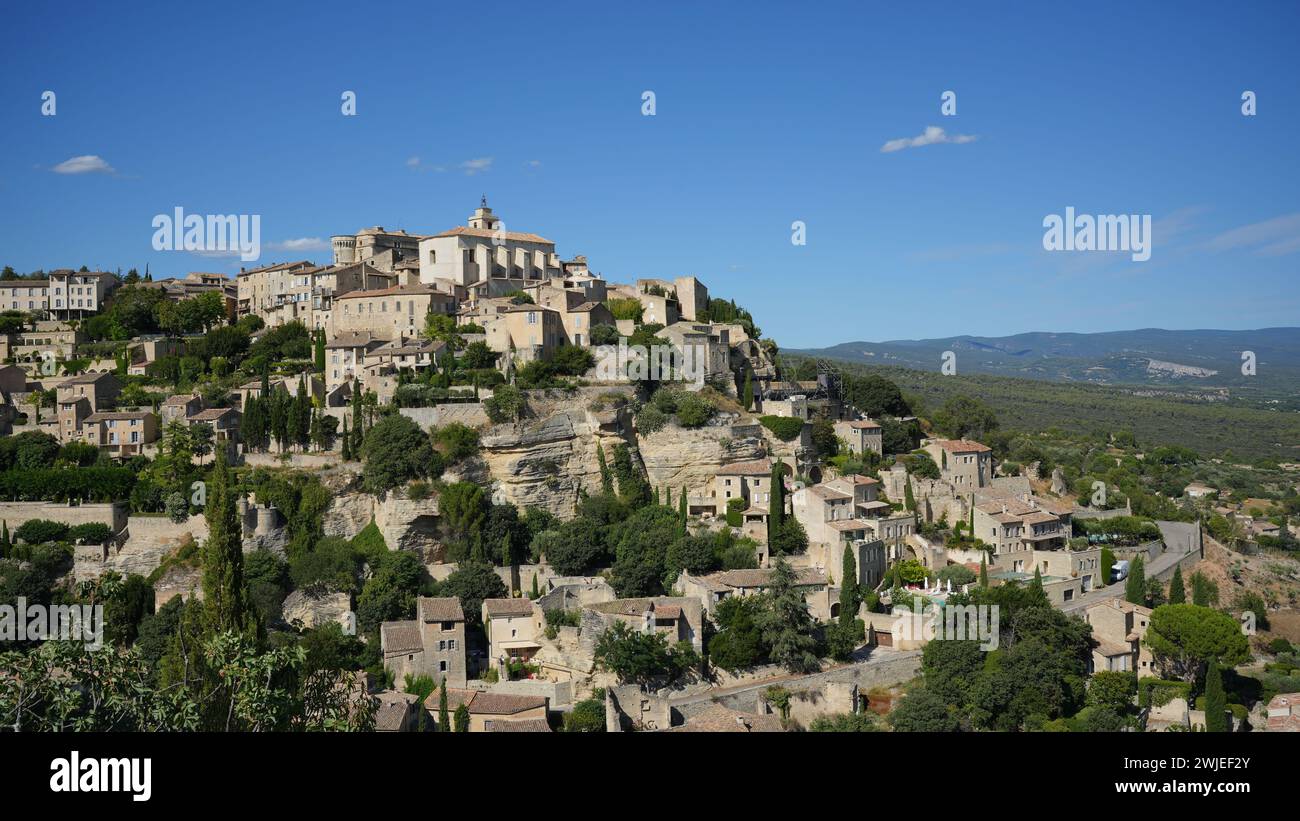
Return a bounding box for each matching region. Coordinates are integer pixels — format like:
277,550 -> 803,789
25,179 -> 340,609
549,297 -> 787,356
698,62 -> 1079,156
438,660 -> 448,673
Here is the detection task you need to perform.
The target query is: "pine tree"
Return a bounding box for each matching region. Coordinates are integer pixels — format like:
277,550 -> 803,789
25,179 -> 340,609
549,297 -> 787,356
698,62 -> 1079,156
1125,555 -> 1146,606
596,443 -> 613,494
1204,661 -> 1228,732
979,555 -> 988,588
839,544 -> 858,628
202,447 -> 249,634
1169,564 -> 1186,604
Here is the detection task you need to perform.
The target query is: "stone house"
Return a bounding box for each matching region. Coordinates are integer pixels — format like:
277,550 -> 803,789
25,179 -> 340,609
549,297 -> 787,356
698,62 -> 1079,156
676,567 -> 831,621
834,418 -> 883,456
484,304 -> 565,363
423,686 -> 549,732
82,410 -> 159,456
331,283 -> 455,341
1084,599 -> 1153,675
482,598 -> 545,673
380,596 -> 467,688
924,438 -> 993,489
160,392 -> 204,424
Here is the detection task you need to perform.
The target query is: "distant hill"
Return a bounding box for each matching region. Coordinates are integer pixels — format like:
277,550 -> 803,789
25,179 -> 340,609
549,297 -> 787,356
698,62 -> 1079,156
792,327 -> 1300,397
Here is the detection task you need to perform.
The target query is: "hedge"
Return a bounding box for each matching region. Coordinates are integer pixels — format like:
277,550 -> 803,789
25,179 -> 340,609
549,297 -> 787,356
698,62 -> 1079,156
15,519 -> 70,545
1138,678 -> 1192,708
759,415 -> 805,442
0,467 -> 137,503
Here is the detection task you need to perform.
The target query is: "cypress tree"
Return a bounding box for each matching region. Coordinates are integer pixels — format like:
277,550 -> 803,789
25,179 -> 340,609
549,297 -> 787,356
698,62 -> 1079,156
767,460 -> 785,543
454,703 -> 470,732
1125,555 -> 1146,606
839,544 -> 857,627
314,329 -> 326,372
438,679 -> 450,731
653,486 -> 660,506
904,477 -> 916,512
1204,661 -> 1228,732
530,572 -> 539,599
1029,566 -> 1044,598
1169,565 -> 1186,604
500,533 -> 513,567
0,520 -> 9,559
341,416 -> 352,460
665,487 -> 674,508
596,443 -> 613,494
678,487 -> 688,535
202,446 -> 249,634
979,554 -> 988,588
742,369 -> 753,411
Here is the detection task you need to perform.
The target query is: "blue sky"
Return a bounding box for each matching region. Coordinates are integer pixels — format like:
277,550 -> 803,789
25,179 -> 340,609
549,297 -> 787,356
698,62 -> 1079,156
2,0 -> 1297,347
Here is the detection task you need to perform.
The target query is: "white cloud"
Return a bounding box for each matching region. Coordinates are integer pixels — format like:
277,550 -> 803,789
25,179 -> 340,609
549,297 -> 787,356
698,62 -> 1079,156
1208,213 -> 1300,256
51,155 -> 116,175
880,126 -> 977,153
406,156 -> 421,168
525,159 -> 542,168
460,157 -> 493,175
267,237 -> 330,252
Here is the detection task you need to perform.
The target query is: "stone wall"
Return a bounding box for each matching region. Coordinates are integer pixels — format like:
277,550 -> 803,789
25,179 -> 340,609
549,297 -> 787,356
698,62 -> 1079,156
0,501 -> 126,535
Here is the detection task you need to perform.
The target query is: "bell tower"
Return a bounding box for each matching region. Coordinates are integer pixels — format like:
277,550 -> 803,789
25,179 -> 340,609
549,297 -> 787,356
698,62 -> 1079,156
468,195 -> 499,230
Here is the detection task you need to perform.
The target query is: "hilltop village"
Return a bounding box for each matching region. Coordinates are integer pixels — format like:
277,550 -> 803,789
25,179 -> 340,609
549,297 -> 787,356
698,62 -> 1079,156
1,200 -> 1297,733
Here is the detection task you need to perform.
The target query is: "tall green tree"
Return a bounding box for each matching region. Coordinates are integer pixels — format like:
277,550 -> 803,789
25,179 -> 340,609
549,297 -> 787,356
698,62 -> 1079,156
596,443 -> 613,494
1203,660 -> 1228,732
839,544 -> 858,627
678,487 -> 688,535
438,678 -> 450,731
1168,565 -> 1186,605
202,447 -> 250,634
741,369 -> 753,411
756,558 -> 818,673
767,460 -> 785,543
979,555 -> 988,588
1125,555 -> 1146,606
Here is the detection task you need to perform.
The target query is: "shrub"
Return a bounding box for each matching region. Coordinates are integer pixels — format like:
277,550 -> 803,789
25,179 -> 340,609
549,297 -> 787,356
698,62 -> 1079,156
675,393 -> 715,428
68,522 -> 114,544
759,415 -> 805,441
726,497 -> 747,527
14,519 -> 70,544
636,404 -> 667,434
484,384 -> 526,423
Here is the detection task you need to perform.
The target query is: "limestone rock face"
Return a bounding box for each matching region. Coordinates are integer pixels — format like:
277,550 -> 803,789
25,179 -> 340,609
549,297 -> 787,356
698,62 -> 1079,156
375,490 -> 442,558
638,425 -> 765,492
281,589 -> 353,631
324,489 -> 376,541
479,406 -> 632,519
104,516 -> 209,579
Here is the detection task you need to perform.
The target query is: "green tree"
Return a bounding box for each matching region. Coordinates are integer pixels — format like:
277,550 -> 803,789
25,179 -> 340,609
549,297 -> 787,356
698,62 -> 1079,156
454,703 -> 470,732
360,414 -> 434,494
1145,604 -> 1250,686
438,679 -> 450,731
1124,554 -> 1146,606
202,447 -> 250,634
767,460 -> 785,544
756,558 -> 818,673
839,544 -> 858,627
1203,661 -> 1228,732
593,621 -> 698,686
741,369 -> 753,411
1168,565 -> 1186,605
596,442 -> 613,494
